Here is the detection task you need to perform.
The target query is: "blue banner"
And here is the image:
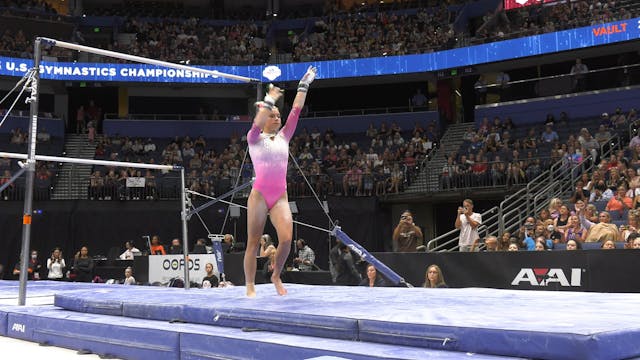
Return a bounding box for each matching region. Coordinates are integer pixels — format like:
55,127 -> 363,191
0,17 -> 638,83
211,239 -> 225,276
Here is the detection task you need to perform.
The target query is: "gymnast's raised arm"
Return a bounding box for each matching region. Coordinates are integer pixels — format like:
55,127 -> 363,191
281,66 -> 317,141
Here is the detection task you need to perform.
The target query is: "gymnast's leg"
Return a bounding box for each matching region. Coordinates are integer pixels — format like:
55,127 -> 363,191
268,195 -> 293,296
244,189 -> 269,297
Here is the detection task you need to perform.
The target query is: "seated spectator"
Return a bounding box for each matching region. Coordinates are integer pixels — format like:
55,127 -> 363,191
601,239 -> 616,249
119,241 -> 141,260
577,202 -> 619,243
123,267 -> 136,285
168,238 -> 182,254
589,181 -> 613,202
36,128 -> 51,142
497,232 -> 511,251
631,234 -> 640,249
618,209 -> 640,242
144,138 -> 157,153
564,214 -> 587,243
13,250 -> 42,280
624,232 -> 640,249
422,264 -> 447,288
540,125 -> 559,144
1,170 -> 14,200
192,238 -> 208,254
342,164 -> 362,196
554,205 -> 571,233
359,264 -> 387,287
149,235 -> 166,255
507,243 -> 520,251
569,179 -> 589,204
534,237 -> 549,251
480,235 -> 499,251
605,186 -> 632,214
595,124 -> 612,146
201,263 -> 219,288
565,239 -> 582,251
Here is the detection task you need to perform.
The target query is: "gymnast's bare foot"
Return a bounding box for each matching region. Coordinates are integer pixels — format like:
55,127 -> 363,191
271,274 -> 287,296
246,283 -> 256,298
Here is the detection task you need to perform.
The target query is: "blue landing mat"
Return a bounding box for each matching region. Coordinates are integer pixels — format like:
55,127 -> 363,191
0,305 -> 518,360
51,283 -> 640,360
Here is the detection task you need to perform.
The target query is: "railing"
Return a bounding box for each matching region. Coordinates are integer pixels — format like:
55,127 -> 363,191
103,105 -> 430,122
103,113 -> 235,121
427,134 -> 622,252
475,64 -> 640,106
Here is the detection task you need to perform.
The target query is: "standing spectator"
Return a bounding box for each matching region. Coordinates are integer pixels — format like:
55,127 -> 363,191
570,58 -> 589,92
475,75 -> 487,104
410,88 -> 427,108
359,264 -> 386,287
422,264 -> 447,288
293,238 -> 315,271
76,105 -> 85,134
47,247 -> 66,280
73,246 -> 94,282
334,243 -> 361,286
455,199 -> 482,252
496,71 -> 510,101
392,210 -> 423,252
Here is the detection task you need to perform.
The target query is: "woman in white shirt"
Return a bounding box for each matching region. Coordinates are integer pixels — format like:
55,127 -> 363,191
47,247 -> 66,280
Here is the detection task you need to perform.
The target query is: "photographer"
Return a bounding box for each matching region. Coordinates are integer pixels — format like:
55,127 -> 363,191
392,210 -> 423,252
454,199 -> 482,252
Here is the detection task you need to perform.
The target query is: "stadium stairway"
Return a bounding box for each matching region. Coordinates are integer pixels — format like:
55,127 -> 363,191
51,134 -> 97,200
406,123 -> 470,193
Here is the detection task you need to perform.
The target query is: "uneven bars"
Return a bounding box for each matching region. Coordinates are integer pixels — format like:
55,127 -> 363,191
187,190 -> 333,234
0,151 -> 179,171
37,37 -> 260,84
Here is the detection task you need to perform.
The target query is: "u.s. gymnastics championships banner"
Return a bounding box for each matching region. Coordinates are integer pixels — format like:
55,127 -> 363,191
0,17 -> 638,83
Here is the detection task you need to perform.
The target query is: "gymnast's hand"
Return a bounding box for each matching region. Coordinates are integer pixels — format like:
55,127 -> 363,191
267,84 -> 284,102
298,66 -> 317,92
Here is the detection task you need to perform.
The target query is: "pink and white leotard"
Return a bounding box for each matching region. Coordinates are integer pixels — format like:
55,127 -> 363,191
247,106 -> 301,209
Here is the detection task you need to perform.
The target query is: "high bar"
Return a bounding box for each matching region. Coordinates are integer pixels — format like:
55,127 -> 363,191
0,151 -> 180,171
37,37 -> 260,84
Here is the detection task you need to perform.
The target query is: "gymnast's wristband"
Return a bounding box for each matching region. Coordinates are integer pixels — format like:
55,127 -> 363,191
263,94 -> 276,107
256,101 -> 273,111
297,82 -> 309,93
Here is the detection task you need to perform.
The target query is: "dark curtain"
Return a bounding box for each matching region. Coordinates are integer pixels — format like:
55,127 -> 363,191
0,197 -> 391,279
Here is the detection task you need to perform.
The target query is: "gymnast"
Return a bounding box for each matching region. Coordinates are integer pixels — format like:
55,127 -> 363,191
244,66 -> 317,297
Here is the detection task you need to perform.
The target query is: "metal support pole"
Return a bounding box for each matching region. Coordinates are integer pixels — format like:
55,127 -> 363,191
18,39 -> 41,305
180,168 -> 190,289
